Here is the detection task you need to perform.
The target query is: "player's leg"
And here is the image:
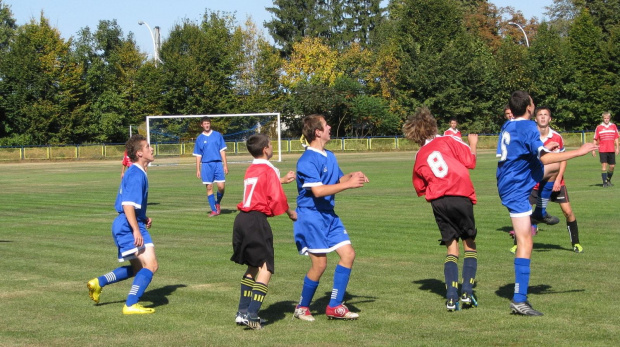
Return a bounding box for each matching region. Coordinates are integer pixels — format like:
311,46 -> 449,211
88,265 -> 134,304
325,244 -> 358,319
245,263 -> 271,329
201,162 -> 218,214
510,215 -> 543,316
236,267 -> 258,324
123,246 -> 158,314
532,164 -> 560,224
213,162 -> 225,214
215,181 -> 225,214
557,186 -> 582,252
444,239 -> 460,311
461,238 -> 478,308
608,159 -> 615,186
294,253 -> 326,321
601,159 -> 608,187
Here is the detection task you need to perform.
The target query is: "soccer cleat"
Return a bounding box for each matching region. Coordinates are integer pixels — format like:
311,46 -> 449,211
531,214 -> 560,226
460,293 -> 478,309
573,244 -> 584,253
325,303 -> 359,320
87,278 -> 102,304
446,298 -> 460,312
208,210 -> 220,217
215,203 -> 221,214
510,245 -> 517,254
122,303 -> 155,315
603,182 -> 609,188
510,301 -> 543,316
245,314 -> 263,330
235,312 -> 248,325
293,306 -> 315,322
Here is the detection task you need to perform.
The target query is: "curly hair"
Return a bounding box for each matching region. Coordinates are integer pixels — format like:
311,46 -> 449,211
402,107 -> 438,146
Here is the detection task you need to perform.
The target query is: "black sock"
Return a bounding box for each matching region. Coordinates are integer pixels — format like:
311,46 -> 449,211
567,220 -> 579,245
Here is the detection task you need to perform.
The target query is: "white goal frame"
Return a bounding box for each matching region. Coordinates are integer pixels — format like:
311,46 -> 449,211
146,113 -> 282,162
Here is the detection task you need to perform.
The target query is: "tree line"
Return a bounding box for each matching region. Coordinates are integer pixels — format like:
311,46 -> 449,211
0,0 -> 618,146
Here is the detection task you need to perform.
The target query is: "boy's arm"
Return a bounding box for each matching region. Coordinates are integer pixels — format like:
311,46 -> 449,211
286,208 -> 297,221
615,138 -> 619,155
553,161 -> 567,191
195,155 -> 201,178
220,150 -> 228,175
541,143 -> 597,165
280,171 -> 295,184
310,171 -> 369,198
122,205 -> 143,247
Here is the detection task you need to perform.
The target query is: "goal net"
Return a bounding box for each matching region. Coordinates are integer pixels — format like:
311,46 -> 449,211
145,113 -> 282,162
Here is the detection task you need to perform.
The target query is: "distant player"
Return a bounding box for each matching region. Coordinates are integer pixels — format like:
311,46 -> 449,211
504,104 -> 514,120
404,107 -> 479,312
231,134 -> 297,330
510,107 -> 584,254
497,91 -> 596,316
87,134 -> 159,314
443,118 -> 461,138
121,150 -> 132,179
193,116 -> 228,216
293,114 -> 369,321
592,111 -> 619,187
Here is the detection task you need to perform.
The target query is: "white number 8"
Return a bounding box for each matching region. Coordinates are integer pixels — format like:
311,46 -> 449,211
427,151 -> 448,178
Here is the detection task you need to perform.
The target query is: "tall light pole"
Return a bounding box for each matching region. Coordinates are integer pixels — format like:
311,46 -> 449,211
138,20 -> 162,66
508,22 -> 529,48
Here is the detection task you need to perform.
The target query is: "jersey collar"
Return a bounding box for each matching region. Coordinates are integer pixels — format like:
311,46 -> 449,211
252,158 -> 280,176
306,146 -> 327,157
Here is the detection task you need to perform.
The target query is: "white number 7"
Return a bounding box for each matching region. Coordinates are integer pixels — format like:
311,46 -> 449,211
242,177 -> 258,208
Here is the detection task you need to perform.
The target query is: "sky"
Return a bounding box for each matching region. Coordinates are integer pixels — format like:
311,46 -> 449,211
5,1 -> 553,59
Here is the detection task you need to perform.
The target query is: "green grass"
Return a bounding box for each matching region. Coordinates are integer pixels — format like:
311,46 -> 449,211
1,151 -> 619,346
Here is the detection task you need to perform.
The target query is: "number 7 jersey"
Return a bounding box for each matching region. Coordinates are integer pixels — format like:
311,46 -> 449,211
413,136 -> 477,204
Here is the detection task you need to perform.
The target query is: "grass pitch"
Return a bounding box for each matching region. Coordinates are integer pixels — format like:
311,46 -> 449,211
1,151 -> 619,346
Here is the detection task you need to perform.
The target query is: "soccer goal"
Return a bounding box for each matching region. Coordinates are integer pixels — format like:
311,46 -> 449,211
145,113 -> 282,162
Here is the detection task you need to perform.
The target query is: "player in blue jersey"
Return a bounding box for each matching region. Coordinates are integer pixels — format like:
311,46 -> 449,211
293,114 -> 369,322
193,116 -> 228,217
87,134 -> 159,314
497,91 -> 596,316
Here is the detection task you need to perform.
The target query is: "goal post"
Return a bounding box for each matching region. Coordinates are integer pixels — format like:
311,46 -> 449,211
145,113 -> 282,162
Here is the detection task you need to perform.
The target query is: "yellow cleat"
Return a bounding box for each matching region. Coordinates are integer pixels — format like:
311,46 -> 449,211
573,244 -> 584,253
87,278 -> 102,304
510,245 -> 517,254
123,304 -> 155,315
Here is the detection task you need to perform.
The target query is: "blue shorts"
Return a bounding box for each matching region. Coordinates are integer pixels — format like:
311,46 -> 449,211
112,214 -> 154,262
500,188 -> 533,217
293,208 -> 351,255
201,162 -> 225,184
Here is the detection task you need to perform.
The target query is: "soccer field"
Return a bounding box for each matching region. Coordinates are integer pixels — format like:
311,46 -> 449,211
1,151 -> 619,346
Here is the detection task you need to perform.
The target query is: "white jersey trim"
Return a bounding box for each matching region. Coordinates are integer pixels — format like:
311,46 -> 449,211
509,210 -> 532,218
299,240 -> 351,256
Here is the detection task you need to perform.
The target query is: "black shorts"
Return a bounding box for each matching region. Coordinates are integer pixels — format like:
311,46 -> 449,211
529,185 -> 569,204
599,152 -> 616,165
430,196 -> 477,245
230,211 -> 275,274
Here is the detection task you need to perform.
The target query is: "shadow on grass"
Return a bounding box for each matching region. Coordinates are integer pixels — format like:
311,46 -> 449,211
0,240 -> 12,242
412,278 -> 445,298
496,283 -> 585,300
142,284 -> 187,308
533,242 -> 572,252
497,226 -> 514,233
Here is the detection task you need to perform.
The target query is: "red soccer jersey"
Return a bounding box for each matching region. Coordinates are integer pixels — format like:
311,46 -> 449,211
594,123 -> 619,153
413,136 -> 477,204
122,150 -> 132,167
237,159 -> 289,217
534,129 -> 566,189
443,128 -> 462,138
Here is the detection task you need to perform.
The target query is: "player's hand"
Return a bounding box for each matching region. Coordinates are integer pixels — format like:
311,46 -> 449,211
580,143 -> 598,156
287,210 -> 297,221
224,165 -> 229,175
552,180 -> 562,192
281,171 -> 296,184
133,230 -> 143,247
146,217 -> 152,229
545,141 -> 560,151
347,171 -> 369,188
196,170 -> 201,179
467,134 -> 478,148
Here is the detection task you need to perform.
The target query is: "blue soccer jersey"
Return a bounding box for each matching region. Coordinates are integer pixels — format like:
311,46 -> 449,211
114,164 -> 149,223
496,118 -> 547,215
193,131 -> 227,162
295,147 -> 344,211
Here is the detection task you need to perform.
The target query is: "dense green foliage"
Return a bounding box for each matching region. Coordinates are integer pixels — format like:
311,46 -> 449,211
0,0 -> 618,145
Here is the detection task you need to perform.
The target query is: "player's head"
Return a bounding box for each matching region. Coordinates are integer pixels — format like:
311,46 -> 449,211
503,104 -> 514,120
508,91 -> 534,118
602,112 -> 611,124
535,107 -> 552,128
449,118 -> 458,129
246,133 -> 272,159
125,134 -> 152,163
302,114 -> 330,143
402,106 -> 438,146
200,116 -> 212,131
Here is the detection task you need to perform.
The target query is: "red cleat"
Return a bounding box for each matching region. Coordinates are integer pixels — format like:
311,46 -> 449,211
325,303 -> 359,320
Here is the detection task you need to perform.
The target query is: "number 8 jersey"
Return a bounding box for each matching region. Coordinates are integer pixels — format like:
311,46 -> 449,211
413,136 -> 477,204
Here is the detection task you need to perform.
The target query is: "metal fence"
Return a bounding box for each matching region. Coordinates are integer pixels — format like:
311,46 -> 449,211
0,132 -> 592,161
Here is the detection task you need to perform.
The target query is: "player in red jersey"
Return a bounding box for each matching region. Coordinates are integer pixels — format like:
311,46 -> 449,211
592,112 -> 619,187
121,150 -> 132,178
404,107 -> 479,311
443,118 -> 462,138
231,134 -> 297,330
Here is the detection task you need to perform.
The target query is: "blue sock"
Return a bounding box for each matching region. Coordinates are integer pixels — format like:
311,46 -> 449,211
461,251 -> 477,295
125,268 -> 153,307
208,194 -> 216,212
513,258 -> 531,303
328,265 -> 351,307
98,266 -> 133,287
533,181 -> 554,218
444,255 -> 459,300
298,276 -> 319,308
216,192 -> 224,204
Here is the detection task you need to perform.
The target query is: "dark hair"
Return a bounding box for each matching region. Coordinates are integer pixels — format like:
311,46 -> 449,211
125,134 -> 147,162
302,114 -> 325,143
402,107 -> 438,146
246,134 -> 270,158
503,104 -> 511,112
200,116 -> 211,124
449,118 -> 458,123
535,106 -> 552,117
508,90 -> 531,117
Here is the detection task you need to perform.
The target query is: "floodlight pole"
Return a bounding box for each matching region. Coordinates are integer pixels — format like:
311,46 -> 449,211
138,21 -> 162,66
508,22 -> 529,48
